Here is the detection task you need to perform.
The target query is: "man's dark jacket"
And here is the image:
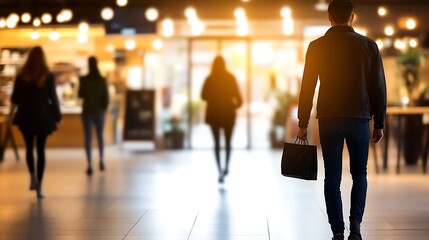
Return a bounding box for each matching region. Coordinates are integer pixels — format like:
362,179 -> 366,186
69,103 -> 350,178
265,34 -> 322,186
298,26 -> 387,129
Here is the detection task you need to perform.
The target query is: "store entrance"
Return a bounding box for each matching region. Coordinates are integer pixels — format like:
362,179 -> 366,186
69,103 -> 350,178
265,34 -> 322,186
188,37 -> 303,149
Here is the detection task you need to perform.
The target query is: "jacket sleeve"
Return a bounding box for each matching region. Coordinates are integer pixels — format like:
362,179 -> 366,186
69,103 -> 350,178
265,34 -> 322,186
369,44 -> 387,129
48,75 -> 62,122
78,77 -> 84,99
298,42 -> 319,128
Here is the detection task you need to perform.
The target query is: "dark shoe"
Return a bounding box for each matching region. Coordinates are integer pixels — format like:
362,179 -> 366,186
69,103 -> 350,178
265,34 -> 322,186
86,167 -> 93,176
348,232 -> 362,240
218,173 -> 224,183
99,161 -> 105,171
332,233 -> 344,240
223,168 -> 228,177
29,176 -> 38,191
36,184 -> 44,199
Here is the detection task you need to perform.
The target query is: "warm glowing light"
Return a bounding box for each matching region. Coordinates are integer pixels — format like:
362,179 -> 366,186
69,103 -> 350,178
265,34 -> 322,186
21,13 -> 31,23
237,22 -> 249,36
49,31 -> 60,41
60,9 -> 73,22
378,7 -> 387,17
125,39 -> 136,50
106,44 -> 115,53
41,13 -> 52,24
315,0 -> 329,12
101,7 -> 114,20
30,30 -> 40,40
234,8 -> 246,19
6,19 -> 17,28
375,39 -> 384,50
33,18 -> 41,27
406,18 -> 417,30
394,39 -> 406,50
152,39 -> 164,50
7,13 -> 19,23
281,7 -> 292,18
185,7 -> 197,18
191,21 -> 205,36
79,21 -> 89,32
162,18 -> 174,37
282,18 -> 294,36
401,96 -> 410,106
384,26 -> 394,36
117,0 -> 128,7
77,33 -> 88,43
0,18 -> 6,28
409,39 -> 418,48
145,7 -> 159,22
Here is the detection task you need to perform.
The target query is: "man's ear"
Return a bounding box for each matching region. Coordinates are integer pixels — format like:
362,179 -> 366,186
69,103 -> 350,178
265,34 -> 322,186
350,13 -> 355,24
328,14 -> 334,25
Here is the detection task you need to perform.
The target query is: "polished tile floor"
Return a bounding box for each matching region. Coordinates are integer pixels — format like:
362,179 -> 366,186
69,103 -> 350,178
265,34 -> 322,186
1,145 -> 429,240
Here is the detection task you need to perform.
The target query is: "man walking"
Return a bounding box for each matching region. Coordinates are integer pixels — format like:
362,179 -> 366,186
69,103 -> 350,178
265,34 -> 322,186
296,1 -> 386,240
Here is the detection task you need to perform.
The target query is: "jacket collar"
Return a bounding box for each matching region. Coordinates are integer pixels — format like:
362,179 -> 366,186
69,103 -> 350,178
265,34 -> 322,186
325,26 -> 355,35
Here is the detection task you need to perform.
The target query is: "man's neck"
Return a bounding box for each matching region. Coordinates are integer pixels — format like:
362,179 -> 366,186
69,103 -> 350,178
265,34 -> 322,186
331,22 -> 351,27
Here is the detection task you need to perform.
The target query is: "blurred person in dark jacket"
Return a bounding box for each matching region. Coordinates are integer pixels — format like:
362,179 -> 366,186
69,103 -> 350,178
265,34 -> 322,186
201,55 -> 243,183
78,56 -> 109,176
8,46 -> 62,198
297,1 -> 387,240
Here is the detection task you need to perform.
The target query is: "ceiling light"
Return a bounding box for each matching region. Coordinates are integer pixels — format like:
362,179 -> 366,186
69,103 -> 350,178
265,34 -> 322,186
315,0 -> 329,12
21,13 -> 31,23
41,13 -> 52,24
378,7 -> 387,17
7,13 -> 19,23
185,7 -> 197,19
117,0 -> 128,7
281,7 -> 292,18
0,18 -> 6,28
33,18 -> 41,27
145,7 -> 159,22
406,18 -> 417,30
375,39 -> 384,50
60,9 -> 73,22
191,21 -> 205,36
234,8 -> 246,19
101,7 -> 114,21
394,39 -> 406,50
6,18 -> 17,28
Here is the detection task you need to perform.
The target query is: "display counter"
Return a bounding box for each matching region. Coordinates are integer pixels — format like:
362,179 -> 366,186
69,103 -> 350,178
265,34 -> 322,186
1,106 -> 116,148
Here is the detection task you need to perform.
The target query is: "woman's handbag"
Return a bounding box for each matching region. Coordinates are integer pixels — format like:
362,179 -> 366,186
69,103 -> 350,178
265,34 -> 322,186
281,138 -> 318,180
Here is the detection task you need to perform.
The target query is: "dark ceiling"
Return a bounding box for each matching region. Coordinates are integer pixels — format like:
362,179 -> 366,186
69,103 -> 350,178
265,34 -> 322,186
0,0 -> 428,38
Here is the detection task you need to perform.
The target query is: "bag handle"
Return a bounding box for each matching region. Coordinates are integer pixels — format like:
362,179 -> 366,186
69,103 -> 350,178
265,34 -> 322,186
294,138 -> 309,145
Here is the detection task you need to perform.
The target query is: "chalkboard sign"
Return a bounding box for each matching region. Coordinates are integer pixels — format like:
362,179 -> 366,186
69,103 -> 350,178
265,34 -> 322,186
123,89 -> 155,141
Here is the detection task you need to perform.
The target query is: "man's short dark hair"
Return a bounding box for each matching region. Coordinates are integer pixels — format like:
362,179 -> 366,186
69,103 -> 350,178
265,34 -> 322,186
328,0 -> 355,24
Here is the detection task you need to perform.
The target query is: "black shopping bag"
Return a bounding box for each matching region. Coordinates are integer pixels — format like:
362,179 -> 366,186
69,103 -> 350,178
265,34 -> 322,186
281,139 -> 318,180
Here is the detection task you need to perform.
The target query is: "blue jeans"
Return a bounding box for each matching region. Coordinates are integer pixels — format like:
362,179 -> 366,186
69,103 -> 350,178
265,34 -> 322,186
82,113 -> 105,163
318,118 -> 370,234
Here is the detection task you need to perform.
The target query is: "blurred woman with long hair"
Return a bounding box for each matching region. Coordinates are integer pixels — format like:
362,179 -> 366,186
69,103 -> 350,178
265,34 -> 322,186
201,55 -> 243,183
78,56 -> 109,176
8,46 -> 62,198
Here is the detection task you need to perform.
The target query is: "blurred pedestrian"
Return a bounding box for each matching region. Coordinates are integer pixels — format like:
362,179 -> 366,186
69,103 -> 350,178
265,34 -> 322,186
8,46 -> 62,198
296,1 -> 387,239
201,55 -> 243,183
78,56 -> 109,176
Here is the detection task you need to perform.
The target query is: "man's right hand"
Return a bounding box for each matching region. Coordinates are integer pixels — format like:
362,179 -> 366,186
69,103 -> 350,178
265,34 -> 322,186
372,128 -> 384,144
297,128 -> 308,140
